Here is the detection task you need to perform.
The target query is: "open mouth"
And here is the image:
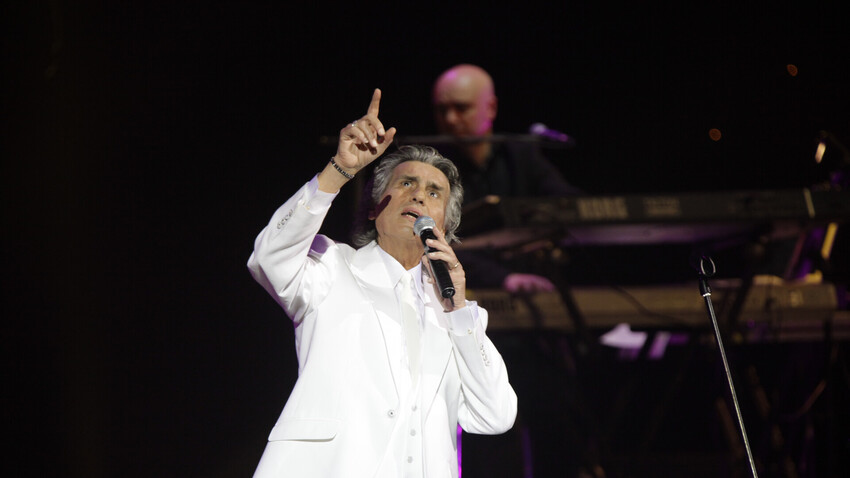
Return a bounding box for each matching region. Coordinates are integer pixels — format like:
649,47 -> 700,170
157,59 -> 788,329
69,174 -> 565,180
402,210 -> 420,219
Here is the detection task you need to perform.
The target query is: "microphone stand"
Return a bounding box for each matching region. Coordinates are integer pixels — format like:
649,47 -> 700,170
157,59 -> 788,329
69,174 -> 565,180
696,256 -> 759,478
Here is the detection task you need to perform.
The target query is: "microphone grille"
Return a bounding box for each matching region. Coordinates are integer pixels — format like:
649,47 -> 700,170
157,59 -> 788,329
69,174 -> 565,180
413,216 -> 436,236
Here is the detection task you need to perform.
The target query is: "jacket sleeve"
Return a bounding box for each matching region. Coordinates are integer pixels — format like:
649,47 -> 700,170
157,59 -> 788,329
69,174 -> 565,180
447,304 -> 518,435
247,176 -> 337,324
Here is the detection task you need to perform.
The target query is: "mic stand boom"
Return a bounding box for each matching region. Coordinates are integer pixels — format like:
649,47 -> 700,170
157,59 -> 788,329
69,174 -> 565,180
696,256 -> 759,478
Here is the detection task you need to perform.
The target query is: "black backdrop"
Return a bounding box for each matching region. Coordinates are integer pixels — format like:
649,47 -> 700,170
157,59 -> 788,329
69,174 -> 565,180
4,1 -> 849,477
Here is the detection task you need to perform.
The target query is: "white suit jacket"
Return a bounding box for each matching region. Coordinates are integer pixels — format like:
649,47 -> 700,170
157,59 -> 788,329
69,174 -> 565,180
247,177 -> 517,477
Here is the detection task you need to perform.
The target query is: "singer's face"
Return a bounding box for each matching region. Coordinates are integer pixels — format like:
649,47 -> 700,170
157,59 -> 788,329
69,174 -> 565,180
374,161 -> 450,246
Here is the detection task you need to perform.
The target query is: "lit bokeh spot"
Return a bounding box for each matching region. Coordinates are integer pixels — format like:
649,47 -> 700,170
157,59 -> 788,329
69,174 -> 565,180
786,64 -> 799,76
708,128 -> 722,141
815,141 -> 826,163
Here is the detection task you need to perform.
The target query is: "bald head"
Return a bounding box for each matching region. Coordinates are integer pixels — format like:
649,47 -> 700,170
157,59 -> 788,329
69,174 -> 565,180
432,64 -> 498,137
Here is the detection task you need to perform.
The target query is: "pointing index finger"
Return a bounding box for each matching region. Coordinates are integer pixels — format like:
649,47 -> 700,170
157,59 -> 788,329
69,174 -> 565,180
367,88 -> 382,117
365,88 -> 386,136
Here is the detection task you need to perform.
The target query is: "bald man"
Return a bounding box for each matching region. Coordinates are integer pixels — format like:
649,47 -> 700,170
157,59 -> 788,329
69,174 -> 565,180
432,64 -> 498,168
432,64 -> 582,294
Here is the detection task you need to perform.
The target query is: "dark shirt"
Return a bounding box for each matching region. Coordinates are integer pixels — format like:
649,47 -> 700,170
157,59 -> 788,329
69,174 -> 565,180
450,140 -> 581,204
443,140 -> 582,288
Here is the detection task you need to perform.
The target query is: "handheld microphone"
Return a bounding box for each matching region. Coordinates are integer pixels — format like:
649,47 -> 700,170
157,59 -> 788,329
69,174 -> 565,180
413,216 -> 455,299
529,123 -> 577,147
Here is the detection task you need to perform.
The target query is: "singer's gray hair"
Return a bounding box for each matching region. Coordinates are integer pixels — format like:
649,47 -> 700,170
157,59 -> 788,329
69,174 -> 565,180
352,145 -> 464,247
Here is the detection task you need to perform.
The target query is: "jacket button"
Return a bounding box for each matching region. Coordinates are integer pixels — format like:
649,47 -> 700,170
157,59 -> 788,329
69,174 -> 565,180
387,409 -> 396,418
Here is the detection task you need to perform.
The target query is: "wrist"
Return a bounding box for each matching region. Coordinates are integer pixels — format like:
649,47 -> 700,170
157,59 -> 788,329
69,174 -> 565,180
318,159 -> 353,193
329,155 -> 356,179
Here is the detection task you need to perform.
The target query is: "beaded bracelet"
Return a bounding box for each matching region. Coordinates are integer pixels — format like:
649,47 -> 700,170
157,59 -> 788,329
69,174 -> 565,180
329,156 -> 354,179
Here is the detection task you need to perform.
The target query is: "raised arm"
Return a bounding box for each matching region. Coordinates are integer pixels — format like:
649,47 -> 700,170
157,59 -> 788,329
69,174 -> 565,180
248,89 -> 396,318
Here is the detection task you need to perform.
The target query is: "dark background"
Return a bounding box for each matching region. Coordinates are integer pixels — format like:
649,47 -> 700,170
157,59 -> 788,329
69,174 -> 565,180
4,1 -> 849,477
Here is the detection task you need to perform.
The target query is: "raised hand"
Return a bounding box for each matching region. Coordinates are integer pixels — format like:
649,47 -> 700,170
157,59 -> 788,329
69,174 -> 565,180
334,88 -> 397,173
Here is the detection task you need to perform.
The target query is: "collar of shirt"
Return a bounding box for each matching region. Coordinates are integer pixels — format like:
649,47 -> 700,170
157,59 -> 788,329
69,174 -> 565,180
375,243 -> 425,303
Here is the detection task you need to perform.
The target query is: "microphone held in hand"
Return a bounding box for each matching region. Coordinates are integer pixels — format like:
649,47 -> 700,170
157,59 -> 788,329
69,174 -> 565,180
413,216 -> 456,299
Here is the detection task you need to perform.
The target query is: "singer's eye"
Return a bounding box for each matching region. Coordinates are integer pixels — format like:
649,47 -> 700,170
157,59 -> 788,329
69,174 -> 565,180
429,191 -> 439,198
402,180 -> 412,187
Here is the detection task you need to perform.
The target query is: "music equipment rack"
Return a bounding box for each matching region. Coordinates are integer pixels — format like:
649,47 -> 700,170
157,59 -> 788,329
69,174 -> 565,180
457,188 -> 850,249
468,280 -> 847,341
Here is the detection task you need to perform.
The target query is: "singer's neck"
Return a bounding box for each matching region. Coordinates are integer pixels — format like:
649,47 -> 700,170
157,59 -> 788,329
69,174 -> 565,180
377,235 -> 424,270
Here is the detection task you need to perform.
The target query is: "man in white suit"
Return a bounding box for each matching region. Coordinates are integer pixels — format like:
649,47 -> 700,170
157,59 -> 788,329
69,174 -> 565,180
248,89 -> 517,477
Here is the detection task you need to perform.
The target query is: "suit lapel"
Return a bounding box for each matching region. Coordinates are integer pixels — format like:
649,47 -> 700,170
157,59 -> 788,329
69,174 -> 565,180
349,243 -> 454,417
350,243 -> 403,404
